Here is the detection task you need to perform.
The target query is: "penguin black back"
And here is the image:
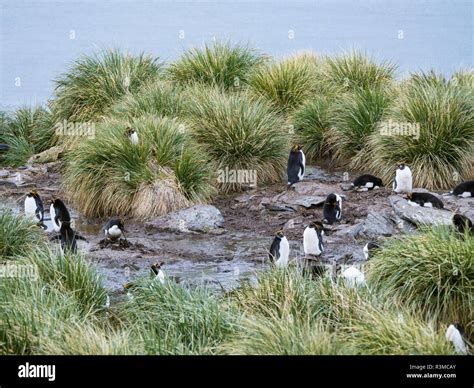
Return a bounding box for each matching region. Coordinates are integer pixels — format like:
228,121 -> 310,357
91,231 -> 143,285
52,198 -> 71,224
452,180 -> 474,197
352,174 -> 383,189
323,193 -> 341,224
407,192 -> 444,209
269,230 -> 284,262
452,214 -> 474,235
287,145 -> 305,187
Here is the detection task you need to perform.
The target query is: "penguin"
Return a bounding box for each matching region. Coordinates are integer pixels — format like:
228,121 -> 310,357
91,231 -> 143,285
0,143 -> 9,151
50,200 -> 61,232
341,266 -> 366,288
363,241 -> 380,260
287,145 -> 305,188
50,199 -> 86,253
123,282 -> 136,301
406,192 -> 444,209
452,214 -> 474,235
323,193 -> 342,224
104,217 -> 125,241
303,221 -> 324,256
24,191 -> 45,228
125,127 -> 139,145
151,262 -> 166,284
451,180 -> 474,198
445,324 -> 468,355
392,163 -> 412,193
268,230 -> 290,268
352,174 -> 383,191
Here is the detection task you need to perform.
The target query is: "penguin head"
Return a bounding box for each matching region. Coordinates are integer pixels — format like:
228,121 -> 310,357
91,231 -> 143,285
151,262 -> 164,276
397,163 -> 406,170
118,218 -> 125,230
310,221 -> 324,230
275,229 -> 285,239
28,191 -> 39,198
326,193 -> 337,207
123,282 -> 135,290
125,126 -> 136,136
406,192 -> 413,200
375,177 -> 383,186
453,323 -> 465,335
291,144 -> 303,153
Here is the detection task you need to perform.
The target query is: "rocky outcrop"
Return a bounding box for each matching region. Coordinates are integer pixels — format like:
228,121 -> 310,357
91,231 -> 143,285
348,210 -> 396,238
389,195 -> 453,226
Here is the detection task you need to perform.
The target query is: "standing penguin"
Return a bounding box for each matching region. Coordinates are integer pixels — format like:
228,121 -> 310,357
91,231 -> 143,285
323,193 -> 342,224
363,241 -> 380,260
303,221 -> 324,256
24,191 -> 45,228
392,163 -> 412,193
406,192 -> 444,209
352,174 -> 383,191
445,324 -> 468,355
451,180 -> 474,198
104,217 -> 125,241
50,200 -> 61,232
151,262 -> 166,284
50,199 -> 86,254
287,145 -> 305,188
269,230 -> 290,268
125,127 -> 139,145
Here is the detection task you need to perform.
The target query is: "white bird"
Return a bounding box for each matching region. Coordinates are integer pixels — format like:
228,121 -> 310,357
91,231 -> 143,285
393,163 -> 412,193
126,127 -> 139,145
445,324 -> 468,354
269,230 -> 290,268
151,262 -> 166,285
341,266 -> 366,288
303,222 -> 324,256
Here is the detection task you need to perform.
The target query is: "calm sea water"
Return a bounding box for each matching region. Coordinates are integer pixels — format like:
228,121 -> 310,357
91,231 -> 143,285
0,0 -> 472,110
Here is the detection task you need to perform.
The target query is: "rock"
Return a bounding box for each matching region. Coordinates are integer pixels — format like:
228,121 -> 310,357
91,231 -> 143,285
146,205 -> 225,234
348,210 -> 396,238
0,170 -> 9,178
27,145 -> 66,164
389,195 -> 453,226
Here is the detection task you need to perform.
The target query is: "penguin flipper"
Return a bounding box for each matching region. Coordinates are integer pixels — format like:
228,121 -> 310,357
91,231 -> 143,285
74,233 -> 88,242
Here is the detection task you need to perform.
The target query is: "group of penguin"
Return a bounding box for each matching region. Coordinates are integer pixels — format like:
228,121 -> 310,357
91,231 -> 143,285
24,191 -> 127,253
271,145 -> 474,281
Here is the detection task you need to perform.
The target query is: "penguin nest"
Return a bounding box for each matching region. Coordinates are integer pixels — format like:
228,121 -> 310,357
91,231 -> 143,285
131,167 -> 190,219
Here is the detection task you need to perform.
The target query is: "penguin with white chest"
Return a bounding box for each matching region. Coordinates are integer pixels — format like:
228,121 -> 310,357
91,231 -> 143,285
269,230 -> 290,268
451,180 -> 474,198
445,324 -> 468,355
287,145 -> 305,188
303,221 -> 324,256
352,174 -> 383,191
363,241 -> 380,260
392,163 -> 412,193
104,217 -> 126,241
126,127 -> 139,145
50,199 -> 86,253
323,193 -> 342,224
452,214 -> 474,236
24,191 -> 45,228
151,262 -> 166,284
406,192 -> 444,209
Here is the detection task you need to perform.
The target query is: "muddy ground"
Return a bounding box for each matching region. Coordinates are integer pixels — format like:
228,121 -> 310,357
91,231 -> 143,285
0,162 -> 467,292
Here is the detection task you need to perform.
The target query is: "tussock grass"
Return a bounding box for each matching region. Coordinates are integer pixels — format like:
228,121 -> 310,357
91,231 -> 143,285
248,53 -> 323,113
0,106 -> 57,166
63,115 -> 213,218
367,227 -> 474,341
167,40 -> 265,90
111,80 -> 185,120
185,86 -> 290,191
323,50 -> 396,92
0,209 -> 48,259
293,96 -> 333,161
52,49 -> 161,124
366,71 -> 474,189
329,86 -> 393,166
119,279 -> 237,354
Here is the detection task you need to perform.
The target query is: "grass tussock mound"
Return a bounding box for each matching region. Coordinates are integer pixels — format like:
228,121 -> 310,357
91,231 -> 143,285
167,41 -> 265,90
0,106 -> 57,167
185,86 -> 290,192
366,71 -> 474,189
367,227 -> 474,341
52,49 -> 161,124
64,115 -> 213,218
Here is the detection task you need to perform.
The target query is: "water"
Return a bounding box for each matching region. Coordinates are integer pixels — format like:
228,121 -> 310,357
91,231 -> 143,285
1,0 -> 472,110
